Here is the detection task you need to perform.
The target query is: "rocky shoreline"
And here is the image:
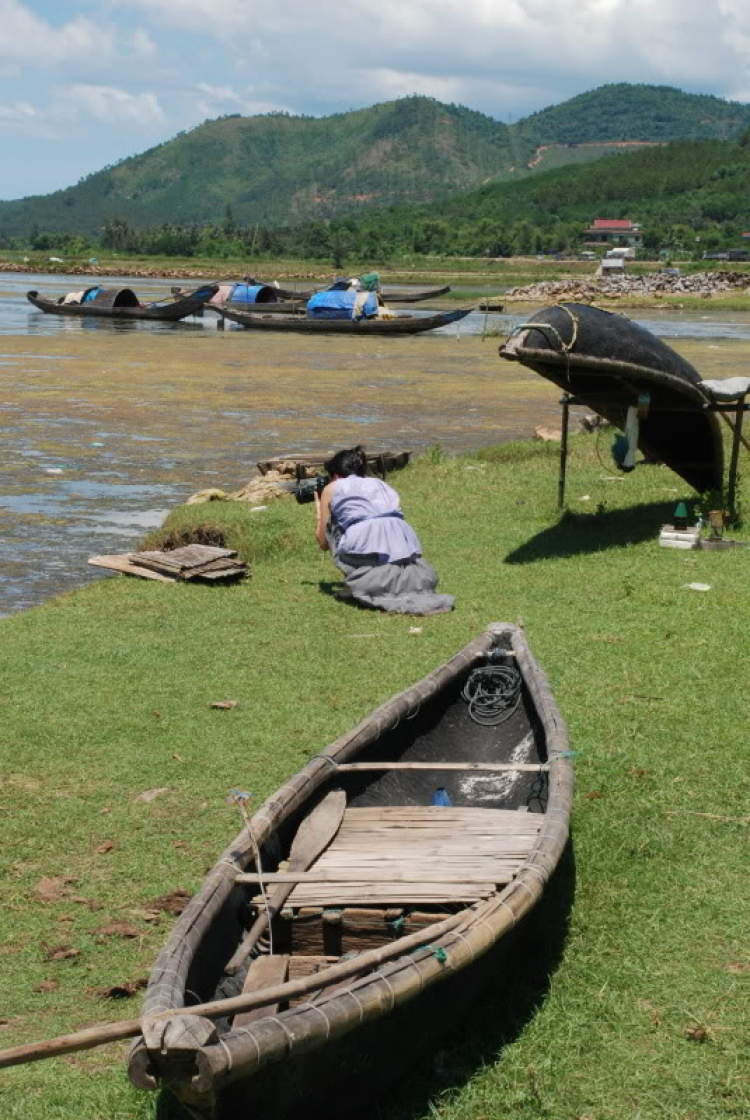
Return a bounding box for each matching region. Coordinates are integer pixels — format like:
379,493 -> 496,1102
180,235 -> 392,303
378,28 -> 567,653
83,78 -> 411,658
504,269 -> 750,303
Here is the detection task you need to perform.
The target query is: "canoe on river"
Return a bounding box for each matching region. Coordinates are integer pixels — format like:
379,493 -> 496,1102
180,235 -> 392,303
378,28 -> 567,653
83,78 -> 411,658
125,623 -> 572,1119
27,284 -> 218,321
258,283 -> 451,303
215,304 -> 472,335
500,302 -> 723,493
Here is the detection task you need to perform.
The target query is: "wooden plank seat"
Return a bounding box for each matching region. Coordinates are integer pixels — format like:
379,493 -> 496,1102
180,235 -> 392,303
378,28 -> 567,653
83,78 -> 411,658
244,807 -> 543,907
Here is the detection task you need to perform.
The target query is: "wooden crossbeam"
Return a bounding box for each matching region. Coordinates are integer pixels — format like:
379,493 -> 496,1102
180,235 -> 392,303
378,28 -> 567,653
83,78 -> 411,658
237,869 -> 520,884
334,761 -> 548,773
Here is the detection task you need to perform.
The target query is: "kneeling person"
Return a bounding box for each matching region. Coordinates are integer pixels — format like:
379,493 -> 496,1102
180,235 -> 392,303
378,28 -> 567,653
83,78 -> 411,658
313,445 -> 454,615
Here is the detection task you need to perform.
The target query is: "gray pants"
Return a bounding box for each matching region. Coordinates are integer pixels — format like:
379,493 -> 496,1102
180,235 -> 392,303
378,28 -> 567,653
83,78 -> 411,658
327,525 -> 454,615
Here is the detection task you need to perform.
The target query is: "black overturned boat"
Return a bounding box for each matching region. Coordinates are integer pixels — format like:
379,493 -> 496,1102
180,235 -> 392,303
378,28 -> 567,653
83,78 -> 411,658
27,284 -> 218,322
501,302 -> 723,493
215,304 -> 472,336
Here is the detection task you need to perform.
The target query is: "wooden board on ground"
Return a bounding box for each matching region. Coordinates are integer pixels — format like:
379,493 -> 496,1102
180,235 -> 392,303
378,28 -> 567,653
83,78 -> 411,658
89,545 -> 247,583
88,555 -> 176,582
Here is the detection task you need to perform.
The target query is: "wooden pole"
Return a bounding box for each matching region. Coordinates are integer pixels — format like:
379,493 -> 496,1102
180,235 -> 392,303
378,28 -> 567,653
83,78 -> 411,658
0,901 -> 482,1070
558,394 -> 571,509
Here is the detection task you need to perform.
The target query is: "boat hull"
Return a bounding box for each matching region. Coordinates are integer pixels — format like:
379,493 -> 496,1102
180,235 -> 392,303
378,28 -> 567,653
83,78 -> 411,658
217,926 -> 521,1120
26,285 -> 218,321
129,624 -> 573,1118
215,304 -> 472,335
501,303 -> 723,493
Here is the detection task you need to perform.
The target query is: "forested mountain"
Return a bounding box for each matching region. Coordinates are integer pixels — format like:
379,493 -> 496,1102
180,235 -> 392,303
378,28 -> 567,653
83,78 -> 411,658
514,83 -> 747,147
269,137 -> 750,259
2,84 -> 750,240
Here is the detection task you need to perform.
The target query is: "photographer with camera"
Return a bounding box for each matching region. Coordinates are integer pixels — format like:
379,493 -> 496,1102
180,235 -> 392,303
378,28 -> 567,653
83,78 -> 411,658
313,445 -> 454,615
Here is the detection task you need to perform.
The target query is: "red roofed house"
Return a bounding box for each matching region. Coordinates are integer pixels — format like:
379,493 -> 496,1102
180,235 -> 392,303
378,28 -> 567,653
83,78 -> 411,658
583,219 -> 643,249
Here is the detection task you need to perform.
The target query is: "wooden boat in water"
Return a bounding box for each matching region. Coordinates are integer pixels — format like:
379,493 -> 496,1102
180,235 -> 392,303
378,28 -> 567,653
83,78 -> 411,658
379,284 -> 450,303
501,302 -> 723,492
215,304 -> 472,335
248,282 -> 451,303
26,284 -> 218,321
123,623 -> 572,1118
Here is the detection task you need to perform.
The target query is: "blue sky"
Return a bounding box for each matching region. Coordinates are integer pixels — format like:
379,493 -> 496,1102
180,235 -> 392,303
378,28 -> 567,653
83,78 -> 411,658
1,0 -> 749,201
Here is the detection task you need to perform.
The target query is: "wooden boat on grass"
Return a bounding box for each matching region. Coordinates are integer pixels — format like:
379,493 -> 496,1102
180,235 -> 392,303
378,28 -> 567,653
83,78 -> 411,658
121,623 -> 572,1118
501,302 -> 723,492
27,284 -> 218,321
215,304 -> 472,336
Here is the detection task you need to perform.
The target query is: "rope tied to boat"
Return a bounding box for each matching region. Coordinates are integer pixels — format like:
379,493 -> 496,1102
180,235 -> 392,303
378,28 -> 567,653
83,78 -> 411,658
410,944 -> 449,965
506,304 -> 580,382
461,664 -> 522,725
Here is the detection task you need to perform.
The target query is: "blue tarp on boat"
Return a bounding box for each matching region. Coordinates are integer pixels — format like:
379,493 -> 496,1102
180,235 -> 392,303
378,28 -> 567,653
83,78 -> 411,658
230,283 -> 278,304
306,290 -> 378,320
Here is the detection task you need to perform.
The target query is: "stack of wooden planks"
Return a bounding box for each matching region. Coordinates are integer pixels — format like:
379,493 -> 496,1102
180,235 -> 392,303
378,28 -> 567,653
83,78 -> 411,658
242,807 -> 542,907
89,545 -> 247,583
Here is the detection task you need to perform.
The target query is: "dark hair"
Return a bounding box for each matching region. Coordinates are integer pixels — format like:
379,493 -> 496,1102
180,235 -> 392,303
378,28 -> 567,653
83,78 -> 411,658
324,445 -> 367,478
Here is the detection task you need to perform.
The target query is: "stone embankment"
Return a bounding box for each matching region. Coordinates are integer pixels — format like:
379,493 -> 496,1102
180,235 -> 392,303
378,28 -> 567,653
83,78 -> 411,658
0,261 -> 326,281
505,270 -> 750,302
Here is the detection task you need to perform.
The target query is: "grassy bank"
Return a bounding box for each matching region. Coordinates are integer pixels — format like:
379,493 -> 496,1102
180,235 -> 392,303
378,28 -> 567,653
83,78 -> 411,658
0,437 -> 747,1119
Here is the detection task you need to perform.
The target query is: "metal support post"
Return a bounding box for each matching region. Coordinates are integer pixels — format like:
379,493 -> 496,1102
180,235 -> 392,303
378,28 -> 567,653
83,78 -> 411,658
726,394 -> 746,518
558,395 -> 571,510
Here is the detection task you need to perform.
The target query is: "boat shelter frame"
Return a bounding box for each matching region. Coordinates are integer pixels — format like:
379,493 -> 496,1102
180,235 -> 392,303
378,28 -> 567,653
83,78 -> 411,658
557,386 -> 749,514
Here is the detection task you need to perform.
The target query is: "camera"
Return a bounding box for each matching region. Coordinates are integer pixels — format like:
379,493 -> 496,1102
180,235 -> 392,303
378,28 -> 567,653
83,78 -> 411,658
294,474 -> 329,504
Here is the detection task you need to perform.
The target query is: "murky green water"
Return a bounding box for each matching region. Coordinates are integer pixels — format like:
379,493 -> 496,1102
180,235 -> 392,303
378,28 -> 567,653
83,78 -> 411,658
2,272 -> 749,616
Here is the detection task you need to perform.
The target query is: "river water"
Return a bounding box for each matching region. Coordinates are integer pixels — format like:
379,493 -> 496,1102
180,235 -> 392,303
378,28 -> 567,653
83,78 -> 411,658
1,270 -> 748,618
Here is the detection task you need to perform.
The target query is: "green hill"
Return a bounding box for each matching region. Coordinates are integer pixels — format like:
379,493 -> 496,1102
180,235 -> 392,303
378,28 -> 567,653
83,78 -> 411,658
2,84 -> 750,239
0,98 -> 514,237
275,137 -> 750,259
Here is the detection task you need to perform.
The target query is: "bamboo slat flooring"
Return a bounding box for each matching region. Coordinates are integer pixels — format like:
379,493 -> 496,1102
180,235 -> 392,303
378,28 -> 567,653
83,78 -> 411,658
251,807 -> 543,907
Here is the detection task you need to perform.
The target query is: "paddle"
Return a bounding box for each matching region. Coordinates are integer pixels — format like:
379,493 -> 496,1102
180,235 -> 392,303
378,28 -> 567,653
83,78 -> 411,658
224,789 -> 346,976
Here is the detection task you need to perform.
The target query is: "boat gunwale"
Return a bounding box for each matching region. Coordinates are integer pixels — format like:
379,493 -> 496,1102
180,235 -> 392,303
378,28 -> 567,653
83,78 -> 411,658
129,623 -> 573,1095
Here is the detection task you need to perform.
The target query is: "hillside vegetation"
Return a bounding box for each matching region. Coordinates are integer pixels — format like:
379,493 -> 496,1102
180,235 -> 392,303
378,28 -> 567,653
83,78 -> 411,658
2,84 -> 750,238
259,136 -> 750,260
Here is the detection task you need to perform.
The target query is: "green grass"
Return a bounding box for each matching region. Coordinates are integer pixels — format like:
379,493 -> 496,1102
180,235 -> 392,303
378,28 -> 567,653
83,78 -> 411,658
0,438 -> 747,1119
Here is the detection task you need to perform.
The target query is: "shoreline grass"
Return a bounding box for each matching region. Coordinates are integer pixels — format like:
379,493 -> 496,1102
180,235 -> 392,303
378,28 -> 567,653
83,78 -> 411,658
0,437 -> 748,1119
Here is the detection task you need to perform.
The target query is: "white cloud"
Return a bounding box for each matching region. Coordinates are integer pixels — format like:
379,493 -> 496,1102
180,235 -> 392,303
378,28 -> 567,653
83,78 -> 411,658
196,83 -> 243,104
123,0 -> 750,116
0,1 -> 157,72
0,1 -> 118,68
0,98 -> 36,126
60,84 -> 166,125
0,84 -> 165,138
